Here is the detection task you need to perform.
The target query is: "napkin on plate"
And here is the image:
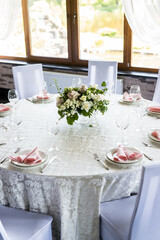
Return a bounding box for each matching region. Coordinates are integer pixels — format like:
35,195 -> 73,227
113,145 -> 142,162
9,147 -> 42,165
0,104 -> 11,112
37,90 -> 50,100
123,92 -> 133,101
148,106 -> 160,113
151,130 -> 160,140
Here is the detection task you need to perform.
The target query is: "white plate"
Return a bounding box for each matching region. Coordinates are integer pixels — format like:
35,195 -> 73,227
11,150 -> 47,168
119,99 -> 133,104
147,109 -> 160,116
105,147 -> 143,165
148,130 -> 160,143
0,104 -> 12,117
32,95 -> 54,103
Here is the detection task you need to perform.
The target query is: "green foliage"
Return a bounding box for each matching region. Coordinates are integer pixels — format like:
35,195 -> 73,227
101,31 -> 117,37
93,0 -> 121,12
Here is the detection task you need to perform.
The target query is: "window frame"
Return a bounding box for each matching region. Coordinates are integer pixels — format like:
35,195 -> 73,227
0,0 -> 158,74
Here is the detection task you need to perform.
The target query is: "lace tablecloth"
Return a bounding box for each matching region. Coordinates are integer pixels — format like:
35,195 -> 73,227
0,95 -> 160,240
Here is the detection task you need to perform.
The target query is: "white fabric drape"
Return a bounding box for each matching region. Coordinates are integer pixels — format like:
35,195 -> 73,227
122,0 -> 160,45
0,0 -> 20,39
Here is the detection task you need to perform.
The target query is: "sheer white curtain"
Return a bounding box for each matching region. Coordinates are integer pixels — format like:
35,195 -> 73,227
122,0 -> 160,45
0,0 -> 20,39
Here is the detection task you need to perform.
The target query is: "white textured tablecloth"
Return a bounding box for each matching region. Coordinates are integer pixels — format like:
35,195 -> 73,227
0,95 -> 160,240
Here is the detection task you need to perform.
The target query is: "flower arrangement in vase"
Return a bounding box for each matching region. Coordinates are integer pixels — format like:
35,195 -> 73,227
56,81 -> 109,125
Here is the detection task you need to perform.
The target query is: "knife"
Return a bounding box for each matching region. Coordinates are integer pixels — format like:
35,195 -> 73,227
143,153 -> 153,161
0,143 -> 7,146
26,98 -> 35,103
41,156 -> 57,173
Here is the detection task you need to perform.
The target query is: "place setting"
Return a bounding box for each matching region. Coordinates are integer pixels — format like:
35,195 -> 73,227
26,81 -> 55,104
148,129 -> 160,144
105,145 -> 143,167
119,85 -> 141,105
147,105 -> 160,117
0,146 -> 52,173
0,103 -> 13,117
119,91 -> 134,104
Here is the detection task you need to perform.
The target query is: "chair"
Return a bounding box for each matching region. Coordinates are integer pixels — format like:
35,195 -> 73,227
100,163 -> 160,240
88,60 -> 117,93
12,64 -> 45,99
153,69 -> 160,103
0,204 -> 53,240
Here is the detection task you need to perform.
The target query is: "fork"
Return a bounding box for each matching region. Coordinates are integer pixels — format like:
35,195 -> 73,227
142,142 -> 153,147
0,147 -> 21,164
93,153 -> 109,170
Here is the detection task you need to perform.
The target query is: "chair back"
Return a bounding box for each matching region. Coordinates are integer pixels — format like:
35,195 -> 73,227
0,220 -> 9,240
12,64 -> 45,99
129,164 -> 160,240
153,69 -> 160,103
88,60 -> 117,93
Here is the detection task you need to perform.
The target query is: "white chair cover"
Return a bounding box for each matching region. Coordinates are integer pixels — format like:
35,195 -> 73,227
153,69 -> 160,103
88,60 -> 117,93
100,163 -> 160,240
12,64 -> 45,99
0,204 -> 53,240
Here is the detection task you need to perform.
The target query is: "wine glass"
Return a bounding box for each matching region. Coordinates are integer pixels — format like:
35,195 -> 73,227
116,113 -> 130,146
136,99 -> 148,132
129,85 -> 141,111
72,77 -> 82,88
46,119 -> 60,152
8,89 -> 19,105
8,89 -> 19,127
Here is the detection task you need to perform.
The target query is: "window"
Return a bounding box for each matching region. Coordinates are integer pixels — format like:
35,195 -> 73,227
0,0 -> 158,73
28,0 -> 68,58
78,0 -> 124,62
132,32 -> 160,69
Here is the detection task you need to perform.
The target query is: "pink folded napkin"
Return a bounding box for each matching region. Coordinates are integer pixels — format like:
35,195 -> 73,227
113,145 -> 142,162
0,104 -> 11,112
9,147 -> 42,165
148,106 -> 160,113
37,90 -> 50,100
151,130 -> 160,140
123,92 -> 133,101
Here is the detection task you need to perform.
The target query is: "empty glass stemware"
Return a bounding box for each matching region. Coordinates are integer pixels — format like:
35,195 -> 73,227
129,85 -> 141,111
72,77 -> 82,88
8,89 -> 19,105
136,99 -> 148,132
116,113 -> 130,146
46,119 -> 60,152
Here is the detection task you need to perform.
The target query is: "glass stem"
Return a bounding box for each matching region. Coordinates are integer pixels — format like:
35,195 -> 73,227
121,129 -> 124,146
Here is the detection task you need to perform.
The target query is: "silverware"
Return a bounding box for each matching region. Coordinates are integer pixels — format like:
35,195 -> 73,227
143,153 -> 153,161
0,147 -> 21,164
17,121 -> 22,126
26,98 -> 35,103
93,153 -> 109,170
142,142 -> 153,147
0,143 -> 7,146
41,156 -> 57,173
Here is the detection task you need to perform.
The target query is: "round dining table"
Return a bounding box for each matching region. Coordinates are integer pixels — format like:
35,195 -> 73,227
0,95 -> 160,240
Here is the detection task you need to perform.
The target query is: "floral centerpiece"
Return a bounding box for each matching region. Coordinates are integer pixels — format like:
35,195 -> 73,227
56,81 -> 109,125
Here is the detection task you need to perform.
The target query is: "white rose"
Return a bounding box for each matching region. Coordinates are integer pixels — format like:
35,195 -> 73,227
94,94 -> 102,101
80,95 -> 86,101
60,105 -> 66,111
83,101 -> 91,112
